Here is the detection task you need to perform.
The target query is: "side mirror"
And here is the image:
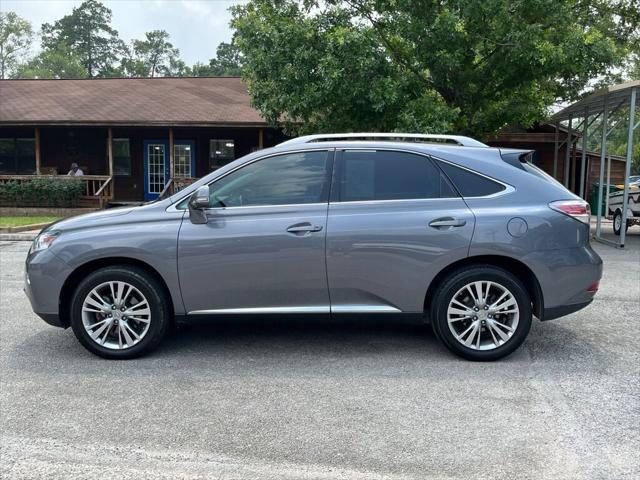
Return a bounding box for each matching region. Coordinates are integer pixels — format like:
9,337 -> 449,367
188,185 -> 210,224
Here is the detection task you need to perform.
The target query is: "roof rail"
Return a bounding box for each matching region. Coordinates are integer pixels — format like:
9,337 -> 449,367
279,132 -> 488,148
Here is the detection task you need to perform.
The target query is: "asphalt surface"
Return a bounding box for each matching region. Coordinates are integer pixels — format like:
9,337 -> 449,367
1,227 -> 638,479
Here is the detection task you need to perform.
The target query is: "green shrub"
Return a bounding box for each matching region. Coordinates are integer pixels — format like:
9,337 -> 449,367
0,178 -> 86,207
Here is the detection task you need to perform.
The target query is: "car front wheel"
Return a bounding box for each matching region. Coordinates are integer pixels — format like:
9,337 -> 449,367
430,266 -> 532,361
70,266 -> 170,359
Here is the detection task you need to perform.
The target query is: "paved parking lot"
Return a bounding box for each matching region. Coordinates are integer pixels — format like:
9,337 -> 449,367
1,228 -> 638,479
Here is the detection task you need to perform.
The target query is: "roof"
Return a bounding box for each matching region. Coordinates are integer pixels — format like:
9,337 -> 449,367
0,77 -> 268,127
550,80 -> 640,122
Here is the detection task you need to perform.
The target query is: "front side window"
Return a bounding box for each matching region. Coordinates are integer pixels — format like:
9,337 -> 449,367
0,138 -> 35,174
113,138 -> 131,176
336,150 -> 457,202
209,139 -> 235,171
208,150 -> 330,208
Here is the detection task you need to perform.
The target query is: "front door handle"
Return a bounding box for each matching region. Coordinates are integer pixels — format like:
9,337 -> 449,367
286,222 -> 323,235
429,217 -> 467,229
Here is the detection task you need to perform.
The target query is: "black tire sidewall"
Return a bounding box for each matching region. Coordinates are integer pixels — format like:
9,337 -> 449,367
70,267 -> 169,359
431,266 -> 532,361
613,211 -> 621,235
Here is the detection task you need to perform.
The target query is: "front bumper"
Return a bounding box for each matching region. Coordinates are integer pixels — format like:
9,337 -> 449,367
24,248 -> 71,328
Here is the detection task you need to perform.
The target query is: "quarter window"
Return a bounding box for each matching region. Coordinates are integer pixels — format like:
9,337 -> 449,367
438,162 -> 506,197
208,151 -> 331,207
336,150 -> 457,202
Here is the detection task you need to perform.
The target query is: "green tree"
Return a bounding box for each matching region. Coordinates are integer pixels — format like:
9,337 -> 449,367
0,11 -> 34,79
123,30 -> 181,77
14,41 -> 85,79
191,41 -> 244,77
231,0 -> 639,137
40,0 -> 125,77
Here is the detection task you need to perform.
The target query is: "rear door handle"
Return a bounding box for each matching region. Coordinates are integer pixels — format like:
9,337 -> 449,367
429,217 -> 467,228
286,222 -> 323,234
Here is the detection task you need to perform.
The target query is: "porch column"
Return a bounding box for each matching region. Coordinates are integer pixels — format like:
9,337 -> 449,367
552,122 -> 559,179
34,127 -> 41,175
579,107 -> 588,198
107,128 -> 114,177
258,128 -> 264,149
169,128 -> 175,179
620,87 -> 637,247
564,116 -> 572,187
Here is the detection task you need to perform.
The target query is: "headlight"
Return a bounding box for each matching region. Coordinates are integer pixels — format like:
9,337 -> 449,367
32,231 -> 59,252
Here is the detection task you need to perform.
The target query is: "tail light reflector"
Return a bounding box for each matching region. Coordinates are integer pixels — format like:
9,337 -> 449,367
549,200 -> 590,225
586,282 -> 599,294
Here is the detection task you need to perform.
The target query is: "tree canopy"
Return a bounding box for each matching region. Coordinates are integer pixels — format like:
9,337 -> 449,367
5,0 -> 243,79
231,0 -> 640,137
0,11 -> 33,79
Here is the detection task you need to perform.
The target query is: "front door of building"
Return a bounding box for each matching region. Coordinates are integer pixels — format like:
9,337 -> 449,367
144,140 -> 170,200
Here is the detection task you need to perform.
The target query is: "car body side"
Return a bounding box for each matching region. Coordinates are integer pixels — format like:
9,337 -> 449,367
24,141 -> 602,328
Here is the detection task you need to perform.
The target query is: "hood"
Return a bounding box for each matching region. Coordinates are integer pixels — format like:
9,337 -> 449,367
44,200 -> 170,233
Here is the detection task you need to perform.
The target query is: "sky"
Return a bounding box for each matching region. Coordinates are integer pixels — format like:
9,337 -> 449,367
0,0 -> 244,65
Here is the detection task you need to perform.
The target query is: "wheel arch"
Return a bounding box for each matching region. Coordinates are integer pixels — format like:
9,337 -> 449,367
59,257 -> 175,328
423,255 -> 544,321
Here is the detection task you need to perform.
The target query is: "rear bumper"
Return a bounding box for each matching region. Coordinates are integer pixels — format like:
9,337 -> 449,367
523,244 -> 602,319
542,300 -> 593,321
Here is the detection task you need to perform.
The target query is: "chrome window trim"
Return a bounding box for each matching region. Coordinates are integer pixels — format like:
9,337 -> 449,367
167,147 -> 334,213
334,147 -> 515,203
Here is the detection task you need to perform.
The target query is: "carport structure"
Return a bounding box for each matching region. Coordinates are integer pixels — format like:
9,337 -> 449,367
550,80 -> 639,247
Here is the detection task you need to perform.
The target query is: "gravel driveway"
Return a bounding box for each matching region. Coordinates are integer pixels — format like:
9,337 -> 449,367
1,230 -> 638,479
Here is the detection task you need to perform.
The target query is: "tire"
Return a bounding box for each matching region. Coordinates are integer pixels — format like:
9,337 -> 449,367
70,266 -> 170,359
613,210 -> 629,236
430,265 -> 532,361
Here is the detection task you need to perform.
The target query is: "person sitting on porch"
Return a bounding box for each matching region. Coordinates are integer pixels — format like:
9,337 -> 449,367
67,163 -> 84,176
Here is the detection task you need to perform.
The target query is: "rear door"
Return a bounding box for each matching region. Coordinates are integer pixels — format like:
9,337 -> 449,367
326,149 -> 475,314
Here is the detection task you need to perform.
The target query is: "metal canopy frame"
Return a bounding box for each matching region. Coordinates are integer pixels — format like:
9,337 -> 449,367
550,80 -> 639,248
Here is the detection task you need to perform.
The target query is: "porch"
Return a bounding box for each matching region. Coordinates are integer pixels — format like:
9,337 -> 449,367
0,124 -> 284,206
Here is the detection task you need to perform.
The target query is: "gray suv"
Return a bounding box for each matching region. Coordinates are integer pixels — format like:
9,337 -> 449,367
24,133 -> 602,361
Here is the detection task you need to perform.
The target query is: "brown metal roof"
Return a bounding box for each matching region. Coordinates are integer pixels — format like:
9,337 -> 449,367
0,77 -> 268,126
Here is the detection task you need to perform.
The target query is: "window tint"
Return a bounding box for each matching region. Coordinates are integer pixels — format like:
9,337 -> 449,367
208,151 -> 330,207
336,150 -> 457,201
438,161 -> 506,197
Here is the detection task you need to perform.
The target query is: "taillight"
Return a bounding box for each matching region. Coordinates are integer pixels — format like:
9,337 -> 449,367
586,282 -> 599,294
549,200 -> 590,225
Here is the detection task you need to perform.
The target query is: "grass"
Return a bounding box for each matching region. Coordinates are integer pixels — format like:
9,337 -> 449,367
0,216 -> 61,228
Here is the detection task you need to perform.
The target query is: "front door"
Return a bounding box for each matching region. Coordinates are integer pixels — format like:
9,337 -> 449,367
144,140 -> 170,200
178,149 -> 334,315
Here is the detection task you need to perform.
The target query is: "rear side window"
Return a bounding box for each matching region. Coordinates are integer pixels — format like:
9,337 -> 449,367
438,162 -> 506,197
335,150 -> 457,201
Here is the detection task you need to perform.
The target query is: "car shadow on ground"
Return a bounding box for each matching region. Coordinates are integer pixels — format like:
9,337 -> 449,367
10,313 -> 606,373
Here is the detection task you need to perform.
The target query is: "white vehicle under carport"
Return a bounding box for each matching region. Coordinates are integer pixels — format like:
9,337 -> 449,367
608,182 -> 640,235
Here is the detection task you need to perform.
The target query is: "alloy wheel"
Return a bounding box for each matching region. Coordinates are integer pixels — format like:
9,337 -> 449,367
447,281 -> 520,351
81,281 -> 151,350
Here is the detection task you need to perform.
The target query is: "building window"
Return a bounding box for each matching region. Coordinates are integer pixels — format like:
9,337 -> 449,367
113,138 -> 131,176
209,139 -> 235,171
0,138 -> 35,174
174,143 -> 193,178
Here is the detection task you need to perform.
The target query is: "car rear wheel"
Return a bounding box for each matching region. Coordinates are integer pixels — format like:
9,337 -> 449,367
431,266 -> 532,361
70,266 -> 170,359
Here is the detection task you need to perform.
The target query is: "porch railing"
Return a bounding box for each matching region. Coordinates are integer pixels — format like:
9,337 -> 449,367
0,175 -> 113,207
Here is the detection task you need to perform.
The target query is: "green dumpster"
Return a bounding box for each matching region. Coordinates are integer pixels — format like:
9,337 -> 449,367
589,183 -> 618,216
